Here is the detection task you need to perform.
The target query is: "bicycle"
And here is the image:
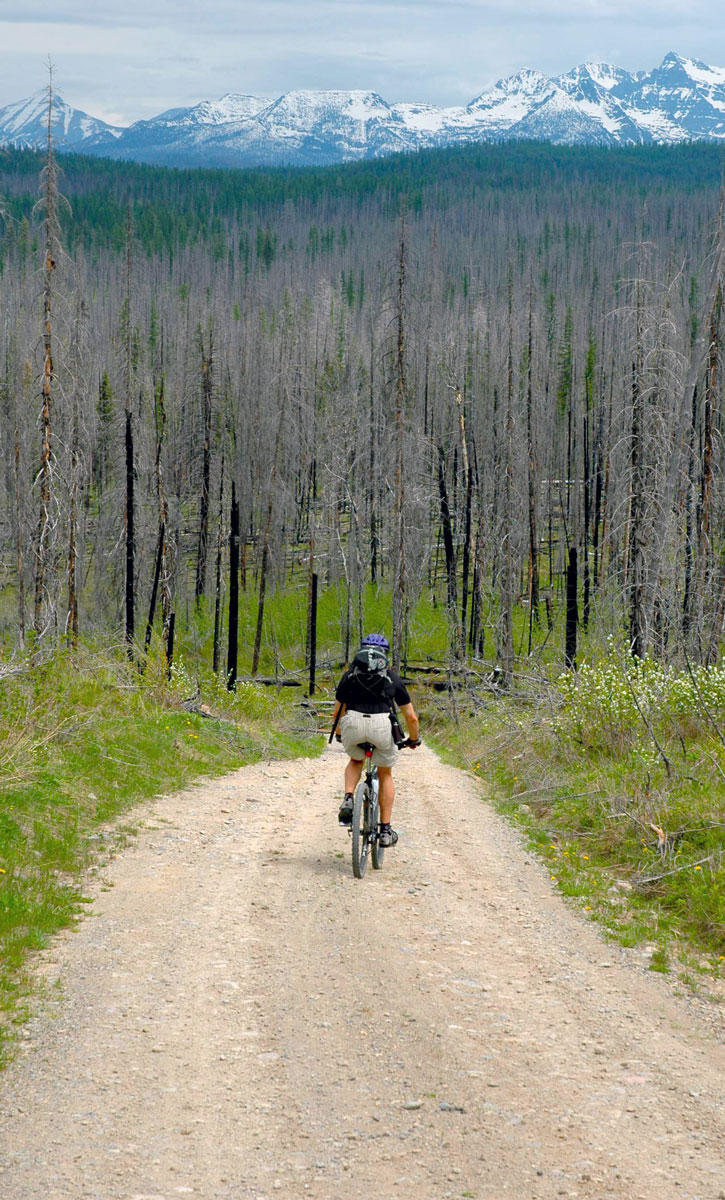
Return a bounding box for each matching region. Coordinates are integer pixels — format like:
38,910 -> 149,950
349,737 -> 421,879
350,740 -> 383,878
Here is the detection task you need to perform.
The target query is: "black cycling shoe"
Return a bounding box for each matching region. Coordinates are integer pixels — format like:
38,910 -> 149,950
338,793 -> 354,826
378,824 -> 398,848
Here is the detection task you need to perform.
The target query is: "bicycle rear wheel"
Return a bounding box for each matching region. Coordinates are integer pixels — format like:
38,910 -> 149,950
370,781 -> 384,870
351,779 -> 369,878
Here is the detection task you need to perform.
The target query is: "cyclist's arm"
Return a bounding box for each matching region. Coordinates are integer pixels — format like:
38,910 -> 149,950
400,701 -> 419,742
331,700 -> 346,726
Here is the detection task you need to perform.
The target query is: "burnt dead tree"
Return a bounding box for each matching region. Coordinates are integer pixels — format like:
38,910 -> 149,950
119,207 -> 137,656
33,70 -> 61,637
227,481 -> 240,689
525,288 -> 540,652
212,453 -> 225,675
66,297 -> 86,644
251,406 -> 284,677
565,546 -> 578,670
392,209 -> 409,671
195,318 -> 214,607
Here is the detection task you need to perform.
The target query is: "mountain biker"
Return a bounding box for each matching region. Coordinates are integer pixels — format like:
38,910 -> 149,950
331,633 -> 420,848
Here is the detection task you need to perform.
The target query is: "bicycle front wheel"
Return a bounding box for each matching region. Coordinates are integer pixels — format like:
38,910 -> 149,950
351,779 -> 369,878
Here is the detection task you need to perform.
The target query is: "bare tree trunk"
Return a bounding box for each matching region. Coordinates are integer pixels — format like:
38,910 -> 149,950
392,209 -> 408,671
122,207 -> 135,655
252,409 -> 284,677
125,407 -> 135,651
682,384 -> 699,638
212,456 -> 225,674
696,282 -> 721,630
437,446 -> 457,609
499,281 -> 515,685
66,299 -> 86,645
14,361 -> 29,648
195,318 -> 213,606
456,387 -> 474,659
565,547 -> 578,670
227,482 -> 240,689
34,71 -> 59,637
66,435 -> 79,643
308,571 -> 318,695
368,332 -> 378,583
591,369 -> 608,591
152,375 -> 172,642
629,355 -> 646,658
582,381 -> 592,628
526,291 -> 540,651
144,522 -> 165,653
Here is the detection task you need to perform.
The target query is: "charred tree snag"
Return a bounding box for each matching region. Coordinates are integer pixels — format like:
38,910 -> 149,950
144,522 -> 165,654
124,406 -> 135,652
392,207 -> 408,672
212,457 -> 225,675
565,547 -> 578,670
195,319 -> 214,606
437,446 -> 458,608
121,207 -> 136,657
308,571 -> 318,695
252,408 -> 284,678
526,289 -> 540,653
34,70 -> 59,637
697,282 -> 722,622
227,482 -> 240,690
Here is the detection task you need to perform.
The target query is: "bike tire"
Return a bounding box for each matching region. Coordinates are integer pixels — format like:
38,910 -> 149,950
351,779 -> 369,878
371,788 -> 384,870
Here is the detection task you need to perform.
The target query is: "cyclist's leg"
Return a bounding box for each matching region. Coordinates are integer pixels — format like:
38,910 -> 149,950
377,765 -> 395,824
344,756 -> 365,794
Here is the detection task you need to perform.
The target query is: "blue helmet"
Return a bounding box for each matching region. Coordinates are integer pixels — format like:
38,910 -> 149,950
361,632 -> 390,652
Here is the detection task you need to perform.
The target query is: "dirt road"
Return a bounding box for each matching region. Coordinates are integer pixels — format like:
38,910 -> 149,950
0,744 -> 723,1200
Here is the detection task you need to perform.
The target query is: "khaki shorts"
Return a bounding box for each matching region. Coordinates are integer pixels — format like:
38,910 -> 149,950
340,710 -> 398,768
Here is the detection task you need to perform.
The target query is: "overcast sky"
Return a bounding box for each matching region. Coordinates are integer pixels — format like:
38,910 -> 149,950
1,0 -> 725,125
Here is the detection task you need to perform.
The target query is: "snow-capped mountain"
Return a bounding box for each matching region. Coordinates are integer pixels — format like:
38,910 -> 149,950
615,51 -> 725,142
3,54 -> 725,168
0,89 -> 121,150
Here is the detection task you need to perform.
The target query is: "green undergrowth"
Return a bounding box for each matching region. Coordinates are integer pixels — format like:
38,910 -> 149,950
0,640 -> 322,1065
178,581 -> 452,677
422,650 -> 725,989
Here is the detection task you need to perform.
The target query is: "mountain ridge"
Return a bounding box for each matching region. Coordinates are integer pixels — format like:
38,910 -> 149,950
3,53 -> 725,168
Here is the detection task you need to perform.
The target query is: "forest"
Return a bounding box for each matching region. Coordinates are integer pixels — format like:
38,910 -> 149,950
1,125 -> 724,679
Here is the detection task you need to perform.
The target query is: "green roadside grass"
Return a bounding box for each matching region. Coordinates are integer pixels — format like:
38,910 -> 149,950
0,641 -> 323,1066
421,654 -> 725,991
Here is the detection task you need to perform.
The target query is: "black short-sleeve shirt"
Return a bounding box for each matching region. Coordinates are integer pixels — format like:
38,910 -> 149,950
336,668 -> 411,715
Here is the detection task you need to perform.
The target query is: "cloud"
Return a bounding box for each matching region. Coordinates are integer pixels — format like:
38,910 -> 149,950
2,0 -> 721,29
1,0 -> 725,119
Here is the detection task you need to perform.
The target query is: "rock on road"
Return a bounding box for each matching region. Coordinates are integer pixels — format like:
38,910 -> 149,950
0,744 -> 723,1200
